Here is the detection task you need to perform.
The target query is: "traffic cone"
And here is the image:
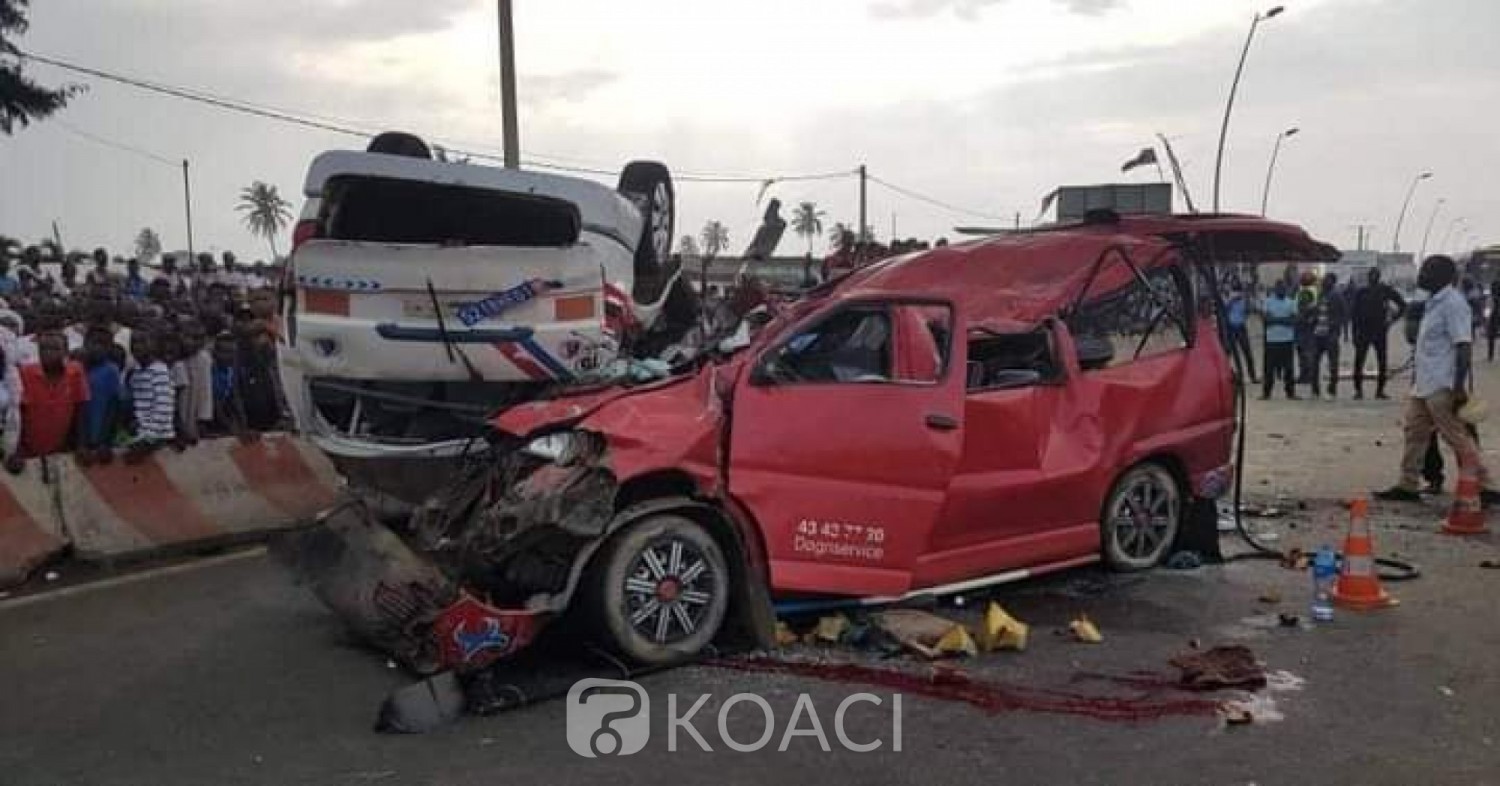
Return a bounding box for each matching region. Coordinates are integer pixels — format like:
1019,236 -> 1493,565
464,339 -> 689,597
1442,449 -> 1490,536
1331,498 -> 1398,611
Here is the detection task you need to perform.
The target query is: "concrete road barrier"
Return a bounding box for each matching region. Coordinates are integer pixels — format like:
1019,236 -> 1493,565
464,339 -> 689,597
0,434 -> 340,587
0,460 -> 70,588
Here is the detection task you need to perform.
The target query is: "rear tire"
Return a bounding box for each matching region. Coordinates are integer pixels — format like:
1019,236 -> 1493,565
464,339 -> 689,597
1101,463 -> 1182,571
585,514 -> 729,666
618,162 -> 675,295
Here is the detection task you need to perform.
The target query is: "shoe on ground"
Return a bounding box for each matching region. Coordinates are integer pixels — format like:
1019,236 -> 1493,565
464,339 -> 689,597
1420,482 -> 1443,496
1287,394 -> 1301,401
1375,392 -> 1390,400
1374,486 -> 1422,502
1353,391 -> 1364,400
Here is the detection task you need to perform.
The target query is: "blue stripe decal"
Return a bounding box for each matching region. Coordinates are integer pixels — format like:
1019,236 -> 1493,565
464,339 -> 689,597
518,337 -> 573,381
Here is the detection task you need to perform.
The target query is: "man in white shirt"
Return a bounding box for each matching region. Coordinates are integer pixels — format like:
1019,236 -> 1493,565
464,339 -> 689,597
1377,255 -> 1500,504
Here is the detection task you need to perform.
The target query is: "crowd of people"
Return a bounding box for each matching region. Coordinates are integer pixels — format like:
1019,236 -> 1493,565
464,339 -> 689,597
0,245 -> 288,472
1223,264 -> 1498,402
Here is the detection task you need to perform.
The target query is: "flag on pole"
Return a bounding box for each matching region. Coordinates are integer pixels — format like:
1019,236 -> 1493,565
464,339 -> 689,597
1121,147 -> 1159,173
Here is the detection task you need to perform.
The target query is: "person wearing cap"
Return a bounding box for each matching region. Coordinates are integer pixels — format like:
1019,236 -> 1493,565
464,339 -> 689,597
1377,255 -> 1500,505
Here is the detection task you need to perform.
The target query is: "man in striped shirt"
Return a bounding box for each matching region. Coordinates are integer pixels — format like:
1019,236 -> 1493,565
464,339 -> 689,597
125,331 -> 175,461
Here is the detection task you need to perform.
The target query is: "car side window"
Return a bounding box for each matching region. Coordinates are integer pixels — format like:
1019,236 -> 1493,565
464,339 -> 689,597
966,329 -> 1057,392
761,303 -> 951,385
1067,263 -> 1191,370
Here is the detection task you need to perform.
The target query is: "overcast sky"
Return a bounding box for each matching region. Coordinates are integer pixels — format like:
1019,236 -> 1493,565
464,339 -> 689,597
0,0 -> 1495,262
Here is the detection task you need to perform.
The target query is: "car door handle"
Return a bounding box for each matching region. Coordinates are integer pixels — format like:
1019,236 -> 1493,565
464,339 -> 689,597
925,413 -> 959,431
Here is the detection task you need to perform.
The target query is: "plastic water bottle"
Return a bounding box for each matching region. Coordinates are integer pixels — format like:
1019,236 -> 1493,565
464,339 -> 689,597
1311,547 -> 1337,622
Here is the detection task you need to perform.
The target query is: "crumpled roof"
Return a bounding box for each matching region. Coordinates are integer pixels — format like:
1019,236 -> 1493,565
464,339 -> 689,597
830,214 -> 1336,323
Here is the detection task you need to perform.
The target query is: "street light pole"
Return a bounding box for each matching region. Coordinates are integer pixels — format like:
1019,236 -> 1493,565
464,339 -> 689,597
1439,216 -> 1466,251
1390,171 -> 1432,253
497,0 -> 520,169
1212,5 -> 1285,213
1418,197 -> 1446,263
1259,126 -> 1298,216
181,158 -> 195,263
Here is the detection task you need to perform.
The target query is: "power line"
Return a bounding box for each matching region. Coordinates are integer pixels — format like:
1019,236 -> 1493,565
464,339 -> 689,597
19,49 -> 854,186
52,118 -> 179,167
866,174 -> 1009,221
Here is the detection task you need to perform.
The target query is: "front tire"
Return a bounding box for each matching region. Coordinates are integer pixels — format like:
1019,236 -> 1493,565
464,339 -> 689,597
1101,463 -> 1182,571
587,514 -> 729,666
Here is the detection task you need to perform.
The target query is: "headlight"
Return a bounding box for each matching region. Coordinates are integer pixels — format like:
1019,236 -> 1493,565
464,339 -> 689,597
522,431 -> 602,465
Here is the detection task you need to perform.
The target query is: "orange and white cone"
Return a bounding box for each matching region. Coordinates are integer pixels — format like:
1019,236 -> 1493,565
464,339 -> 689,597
1442,449 -> 1490,536
1331,497 -> 1398,611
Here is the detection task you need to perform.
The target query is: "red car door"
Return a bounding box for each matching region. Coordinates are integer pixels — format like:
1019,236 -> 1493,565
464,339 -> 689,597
728,300 -> 963,597
917,322 -> 1103,586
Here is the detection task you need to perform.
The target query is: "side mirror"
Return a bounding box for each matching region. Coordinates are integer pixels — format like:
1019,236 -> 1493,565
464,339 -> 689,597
1075,334 -> 1115,370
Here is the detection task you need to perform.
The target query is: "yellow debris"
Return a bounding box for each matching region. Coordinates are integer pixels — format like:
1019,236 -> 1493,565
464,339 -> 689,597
934,624 -> 979,657
1070,614 -> 1103,643
774,621 -> 799,647
812,614 -> 851,643
977,602 -> 1029,652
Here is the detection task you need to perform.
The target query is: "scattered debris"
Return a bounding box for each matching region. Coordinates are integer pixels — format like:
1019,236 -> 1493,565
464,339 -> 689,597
43,571 -> 59,582
1280,549 -> 1309,571
1069,614 -> 1103,644
1170,645 -> 1267,691
1258,592 -> 1282,605
1219,692 -> 1285,724
1264,670 -> 1306,692
976,602 -> 1028,652
375,672 -> 465,734
812,614 -> 851,644
1166,551 -> 1203,570
1480,560 -> 1500,570
1439,686 -> 1455,698
1219,702 -> 1254,725
1277,613 -> 1301,628
774,621 -> 799,647
872,609 -> 977,659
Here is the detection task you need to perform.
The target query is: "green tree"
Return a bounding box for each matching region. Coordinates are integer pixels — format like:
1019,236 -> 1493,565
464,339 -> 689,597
0,1 -> 81,134
134,227 -> 161,263
700,220 -> 729,260
236,181 -> 294,258
790,201 -> 826,255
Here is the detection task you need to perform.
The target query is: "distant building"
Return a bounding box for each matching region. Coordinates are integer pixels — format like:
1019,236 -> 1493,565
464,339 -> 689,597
1335,250 -> 1417,288
1042,183 -> 1174,223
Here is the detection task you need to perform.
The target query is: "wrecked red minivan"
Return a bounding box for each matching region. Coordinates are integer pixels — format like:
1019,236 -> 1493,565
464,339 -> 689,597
283,213 -> 1336,673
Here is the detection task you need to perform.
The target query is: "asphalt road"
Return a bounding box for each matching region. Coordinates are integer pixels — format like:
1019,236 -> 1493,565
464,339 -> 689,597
2,508 -> 1497,786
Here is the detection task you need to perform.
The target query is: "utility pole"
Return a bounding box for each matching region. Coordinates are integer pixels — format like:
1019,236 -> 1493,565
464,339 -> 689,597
1349,223 -> 1374,251
497,0 -> 520,169
182,159 -> 195,262
858,165 -> 867,242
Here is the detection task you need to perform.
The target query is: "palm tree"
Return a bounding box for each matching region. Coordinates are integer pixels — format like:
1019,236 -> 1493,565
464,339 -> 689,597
700,221 -> 730,260
678,235 -> 701,259
790,201 -> 826,255
134,227 -> 162,263
237,181 -> 295,258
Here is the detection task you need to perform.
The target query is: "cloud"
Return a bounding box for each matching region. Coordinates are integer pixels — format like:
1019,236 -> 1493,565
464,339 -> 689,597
524,69 -> 620,106
869,0 -> 1123,20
